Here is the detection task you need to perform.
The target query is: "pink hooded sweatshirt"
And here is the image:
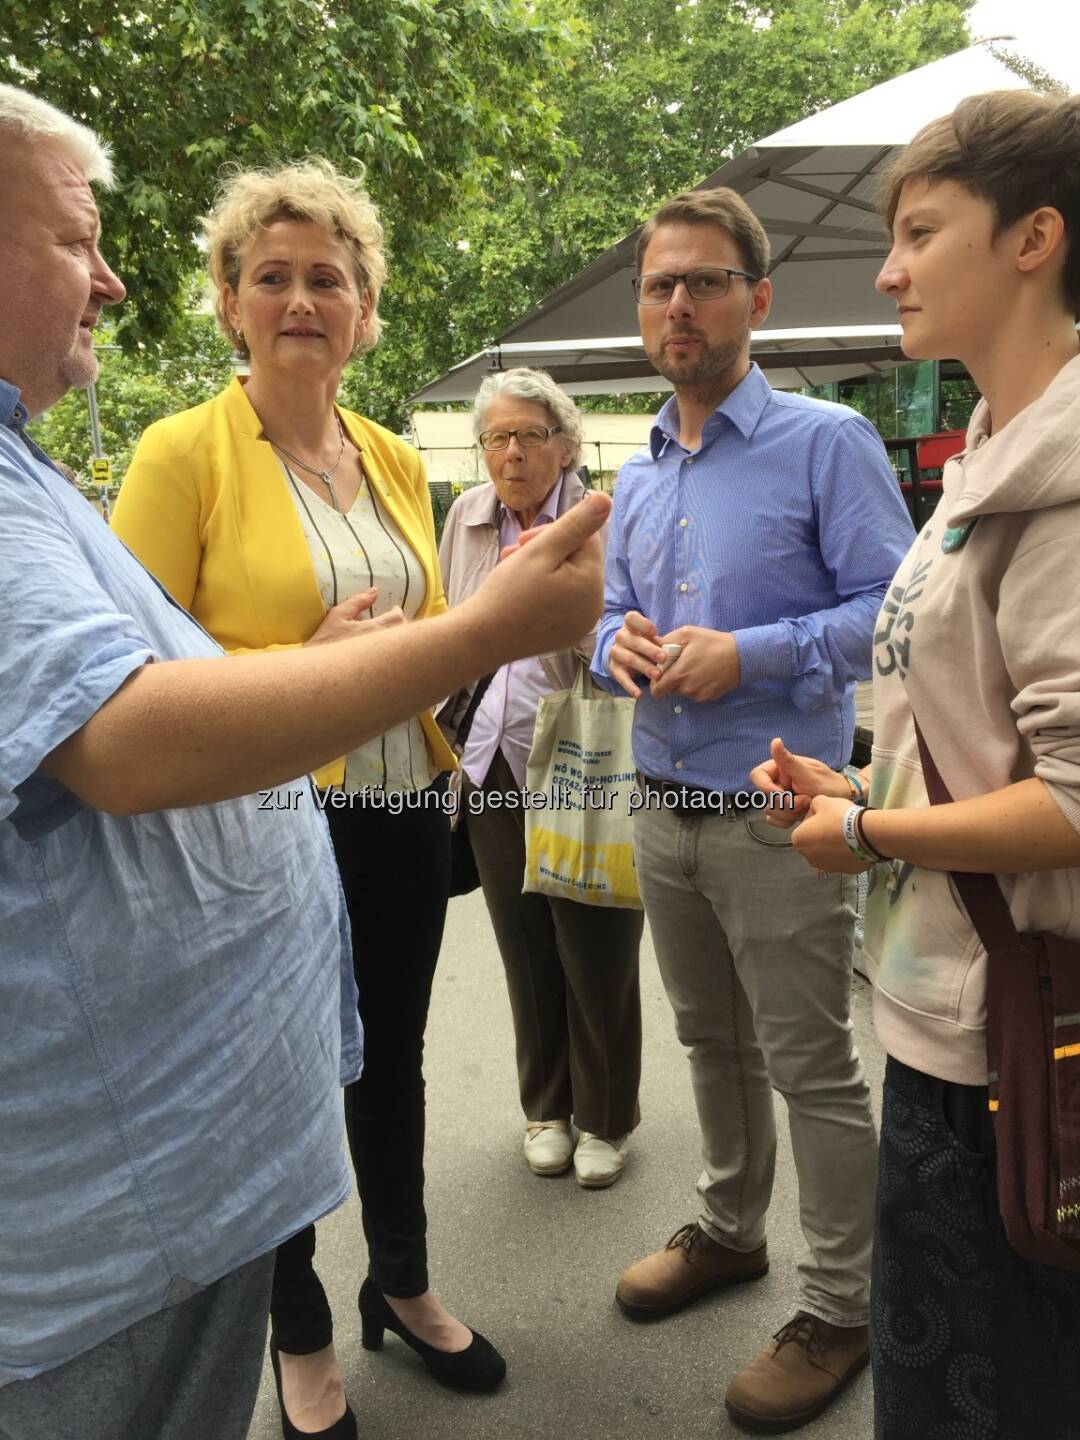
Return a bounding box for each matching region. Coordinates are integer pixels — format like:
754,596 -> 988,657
864,352 -> 1080,1086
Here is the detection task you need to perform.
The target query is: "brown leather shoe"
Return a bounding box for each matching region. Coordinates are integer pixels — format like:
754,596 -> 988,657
724,1312 -> 870,1433
615,1223 -> 768,1320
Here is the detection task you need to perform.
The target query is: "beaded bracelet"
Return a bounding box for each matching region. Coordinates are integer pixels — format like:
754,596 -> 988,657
841,764 -> 868,805
841,803 -> 879,865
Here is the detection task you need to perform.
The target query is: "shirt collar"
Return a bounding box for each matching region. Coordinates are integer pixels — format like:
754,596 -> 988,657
650,362 -> 771,458
495,472 -> 564,529
0,379 -> 29,432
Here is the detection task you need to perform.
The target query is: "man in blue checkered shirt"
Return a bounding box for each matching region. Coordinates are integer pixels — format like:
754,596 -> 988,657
592,187 -> 914,1434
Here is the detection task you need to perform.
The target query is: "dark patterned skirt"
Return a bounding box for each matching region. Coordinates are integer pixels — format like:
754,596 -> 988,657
873,1056 -> 1080,1440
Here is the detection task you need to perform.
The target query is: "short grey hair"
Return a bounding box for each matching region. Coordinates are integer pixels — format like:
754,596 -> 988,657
472,367 -> 583,469
0,85 -> 115,187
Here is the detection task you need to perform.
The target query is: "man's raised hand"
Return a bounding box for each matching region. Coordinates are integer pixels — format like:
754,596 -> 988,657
463,490 -> 612,666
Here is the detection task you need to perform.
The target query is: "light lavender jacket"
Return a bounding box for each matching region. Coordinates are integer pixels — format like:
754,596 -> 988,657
437,469 -> 602,745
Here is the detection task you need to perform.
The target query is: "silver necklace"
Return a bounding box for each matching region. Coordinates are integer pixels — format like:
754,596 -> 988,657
265,416 -> 347,510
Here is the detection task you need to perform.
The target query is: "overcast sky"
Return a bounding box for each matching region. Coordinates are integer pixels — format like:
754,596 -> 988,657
968,0 -> 1080,87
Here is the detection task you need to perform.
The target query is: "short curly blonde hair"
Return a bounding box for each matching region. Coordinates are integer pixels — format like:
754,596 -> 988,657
204,158 -> 386,357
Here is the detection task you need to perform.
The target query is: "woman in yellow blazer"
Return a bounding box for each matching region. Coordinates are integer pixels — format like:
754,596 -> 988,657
113,160 -> 503,1439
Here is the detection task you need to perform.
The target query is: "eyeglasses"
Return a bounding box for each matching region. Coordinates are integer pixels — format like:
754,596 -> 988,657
478,425 -> 562,451
632,267 -> 759,304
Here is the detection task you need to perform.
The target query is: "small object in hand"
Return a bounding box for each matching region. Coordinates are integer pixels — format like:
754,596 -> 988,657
658,643 -> 683,671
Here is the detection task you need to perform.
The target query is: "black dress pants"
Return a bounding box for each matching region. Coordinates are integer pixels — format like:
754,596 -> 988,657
270,778 -> 451,1354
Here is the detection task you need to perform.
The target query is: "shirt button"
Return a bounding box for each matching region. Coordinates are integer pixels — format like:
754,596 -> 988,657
675,760 -> 684,770
679,582 -> 688,593
686,457 -> 694,464
674,705 -> 683,715
679,517 -> 688,527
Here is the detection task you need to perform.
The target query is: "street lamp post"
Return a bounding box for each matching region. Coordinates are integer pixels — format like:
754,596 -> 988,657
86,344 -> 120,520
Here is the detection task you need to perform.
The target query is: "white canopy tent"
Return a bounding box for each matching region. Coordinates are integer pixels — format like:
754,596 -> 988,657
412,41 -> 1071,403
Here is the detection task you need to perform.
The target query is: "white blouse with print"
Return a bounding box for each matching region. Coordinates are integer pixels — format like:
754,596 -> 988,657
284,462 -> 438,794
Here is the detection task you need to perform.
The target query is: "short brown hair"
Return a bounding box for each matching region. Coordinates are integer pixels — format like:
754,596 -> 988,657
204,158 -> 386,358
881,89 -> 1080,315
636,188 -> 770,280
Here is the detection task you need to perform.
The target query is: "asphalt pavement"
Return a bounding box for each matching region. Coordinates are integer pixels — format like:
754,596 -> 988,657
247,887 -> 883,1440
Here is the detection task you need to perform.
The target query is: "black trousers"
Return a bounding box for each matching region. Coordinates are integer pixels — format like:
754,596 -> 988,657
270,778 -> 452,1354
872,1056 -> 1080,1440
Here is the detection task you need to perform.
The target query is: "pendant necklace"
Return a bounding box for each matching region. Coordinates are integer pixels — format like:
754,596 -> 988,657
265,415 -> 347,511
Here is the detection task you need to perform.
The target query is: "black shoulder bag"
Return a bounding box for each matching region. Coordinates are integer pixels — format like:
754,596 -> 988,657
446,674 -> 495,898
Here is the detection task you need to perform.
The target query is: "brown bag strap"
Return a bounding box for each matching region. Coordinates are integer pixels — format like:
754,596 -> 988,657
436,672 -> 496,751
912,718 -> 1022,954
455,672 -> 496,749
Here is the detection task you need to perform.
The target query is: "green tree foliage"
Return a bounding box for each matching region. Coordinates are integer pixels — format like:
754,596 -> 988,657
13,0 -> 975,459
30,291 -> 233,481
2,0 -> 580,348
988,41 -> 1070,97
388,0 -> 973,428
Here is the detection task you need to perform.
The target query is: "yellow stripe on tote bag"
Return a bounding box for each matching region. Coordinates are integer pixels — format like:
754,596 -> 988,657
523,663 -> 642,909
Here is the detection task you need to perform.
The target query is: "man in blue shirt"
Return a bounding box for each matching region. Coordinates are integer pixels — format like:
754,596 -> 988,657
593,188 -> 914,1433
0,86 -> 609,1440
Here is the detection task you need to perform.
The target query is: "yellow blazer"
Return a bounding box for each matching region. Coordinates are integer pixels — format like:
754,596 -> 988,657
113,376 -> 457,788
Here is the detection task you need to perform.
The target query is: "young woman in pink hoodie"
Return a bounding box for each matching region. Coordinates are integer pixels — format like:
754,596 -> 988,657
752,89 -> 1080,1437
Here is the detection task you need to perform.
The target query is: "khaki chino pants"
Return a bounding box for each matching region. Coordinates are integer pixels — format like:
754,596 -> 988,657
634,803 -> 876,1326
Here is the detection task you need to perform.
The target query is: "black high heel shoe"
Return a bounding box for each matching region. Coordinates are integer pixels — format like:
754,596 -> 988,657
358,1279 -> 507,1392
269,1338 -> 358,1440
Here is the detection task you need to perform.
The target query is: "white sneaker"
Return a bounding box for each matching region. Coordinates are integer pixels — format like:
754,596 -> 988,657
573,1132 -> 629,1189
523,1119 -> 573,1175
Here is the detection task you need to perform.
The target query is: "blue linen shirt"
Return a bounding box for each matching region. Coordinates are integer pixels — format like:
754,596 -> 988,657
0,381 -> 362,1383
592,364 -> 914,789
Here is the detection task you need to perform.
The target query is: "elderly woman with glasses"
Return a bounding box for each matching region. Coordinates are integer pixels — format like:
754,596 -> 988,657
113,159 -> 504,1440
439,368 -> 644,1189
